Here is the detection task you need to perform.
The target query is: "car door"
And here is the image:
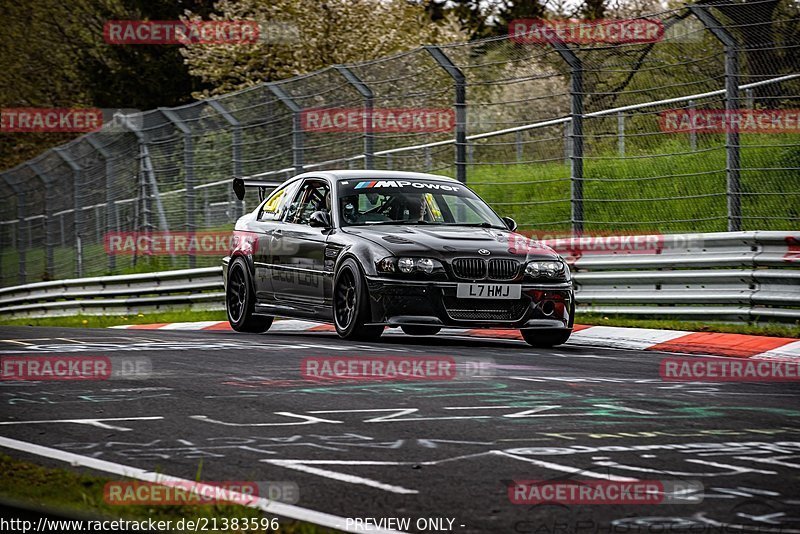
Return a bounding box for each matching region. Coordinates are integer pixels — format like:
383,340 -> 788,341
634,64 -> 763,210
252,180 -> 298,300
271,178 -> 332,306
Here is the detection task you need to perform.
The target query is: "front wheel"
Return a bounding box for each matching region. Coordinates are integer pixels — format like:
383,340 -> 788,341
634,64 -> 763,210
226,257 -> 273,333
520,329 -> 571,347
333,258 -> 384,341
401,326 -> 441,336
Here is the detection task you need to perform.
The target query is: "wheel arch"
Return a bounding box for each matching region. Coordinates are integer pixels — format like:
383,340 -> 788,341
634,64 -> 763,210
229,251 -> 256,276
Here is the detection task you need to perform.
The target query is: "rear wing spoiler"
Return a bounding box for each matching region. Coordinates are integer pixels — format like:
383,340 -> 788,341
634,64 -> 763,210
232,177 -> 283,202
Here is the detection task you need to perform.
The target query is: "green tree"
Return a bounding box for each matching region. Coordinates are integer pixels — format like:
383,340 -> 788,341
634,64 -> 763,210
180,0 -> 467,96
422,0 -> 547,40
0,0 -> 216,170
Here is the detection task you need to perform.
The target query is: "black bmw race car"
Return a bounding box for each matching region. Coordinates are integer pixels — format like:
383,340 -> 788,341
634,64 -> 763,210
223,170 -> 574,347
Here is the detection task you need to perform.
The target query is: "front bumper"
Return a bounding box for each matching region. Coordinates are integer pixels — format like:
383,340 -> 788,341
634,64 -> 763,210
364,276 -> 574,330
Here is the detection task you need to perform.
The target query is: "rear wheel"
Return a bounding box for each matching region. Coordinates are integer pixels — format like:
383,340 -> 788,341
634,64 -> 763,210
333,258 -> 384,341
226,257 -> 273,333
401,326 -> 441,336
520,329 -> 571,347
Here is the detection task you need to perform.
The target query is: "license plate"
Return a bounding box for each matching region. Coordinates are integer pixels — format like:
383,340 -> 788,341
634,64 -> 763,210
456,283 -> 521,299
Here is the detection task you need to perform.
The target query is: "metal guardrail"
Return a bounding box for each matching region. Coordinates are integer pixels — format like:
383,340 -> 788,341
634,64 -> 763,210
563,231 -> 800,322
0,232 -> 797,323
0,267 -> 224,318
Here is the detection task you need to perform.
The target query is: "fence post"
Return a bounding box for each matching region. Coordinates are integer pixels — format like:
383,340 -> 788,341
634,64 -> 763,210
27,162 -> 56,278
2,174 -> 26,284
116,114 -> 170,234
86,134 -> 117,272
268,84 -> 304,174
564,122 -> 571,166
516,131 -> 523,162
53,148 -> 84,278
425,45 -> 466,183
617,112 -> 625,157
549,39 -> 584,234
688,99 -> 697,151
161,108 -> 196,268
689,4 -> 741,232
208,99 -> 244,219
334,65 -> 374,170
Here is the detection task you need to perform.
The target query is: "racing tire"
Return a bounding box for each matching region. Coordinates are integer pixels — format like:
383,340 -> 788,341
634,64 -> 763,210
333,258 -> 384,341
226,257 -> 273,333
520,328 -> 572,347
401,326 -> 442,336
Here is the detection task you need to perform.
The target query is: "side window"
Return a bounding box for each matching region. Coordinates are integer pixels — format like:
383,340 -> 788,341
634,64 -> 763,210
259,184 -> 292,221
285,180 -> 330,225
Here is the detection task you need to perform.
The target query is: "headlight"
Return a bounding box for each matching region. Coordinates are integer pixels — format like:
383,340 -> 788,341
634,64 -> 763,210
525,260 -> 569,280
417,258 -> 435,274
398,257 -> 415,273
377,257 -> 443,275
377,257 -> 396,273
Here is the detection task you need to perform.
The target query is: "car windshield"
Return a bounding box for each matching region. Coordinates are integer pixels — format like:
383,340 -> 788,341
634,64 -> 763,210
338,178 -> 506,228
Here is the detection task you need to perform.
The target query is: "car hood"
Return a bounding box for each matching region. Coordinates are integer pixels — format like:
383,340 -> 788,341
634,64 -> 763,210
342,225 -> 560,260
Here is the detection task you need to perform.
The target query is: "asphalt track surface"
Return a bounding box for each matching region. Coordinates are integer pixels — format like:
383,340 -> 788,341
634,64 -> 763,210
0,325 -> 799,534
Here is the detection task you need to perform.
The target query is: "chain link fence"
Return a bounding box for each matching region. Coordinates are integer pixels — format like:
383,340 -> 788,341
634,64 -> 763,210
1,0 -> 798,287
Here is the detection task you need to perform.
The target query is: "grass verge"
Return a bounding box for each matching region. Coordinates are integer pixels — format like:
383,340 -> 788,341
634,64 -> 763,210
0,311 -> 227,329
0,454 -> 335,533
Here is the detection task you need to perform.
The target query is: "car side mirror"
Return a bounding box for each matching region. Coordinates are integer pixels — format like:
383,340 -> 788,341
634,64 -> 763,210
309,210 -> 332,228
502,216 -> 518,232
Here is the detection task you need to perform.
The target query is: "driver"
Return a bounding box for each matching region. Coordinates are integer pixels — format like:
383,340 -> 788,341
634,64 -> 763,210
403,193 -> 428,222
341,195 -> 361,224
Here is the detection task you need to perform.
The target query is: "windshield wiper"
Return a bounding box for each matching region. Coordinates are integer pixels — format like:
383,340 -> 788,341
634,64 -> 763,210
444,222 -> 506,229
364,220 -> 435,225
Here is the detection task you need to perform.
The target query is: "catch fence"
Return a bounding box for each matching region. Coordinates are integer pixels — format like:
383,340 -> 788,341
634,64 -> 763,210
1,0 -> 798,287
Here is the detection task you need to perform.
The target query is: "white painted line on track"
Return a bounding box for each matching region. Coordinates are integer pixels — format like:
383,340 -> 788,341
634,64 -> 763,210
264,459 -> 417,494
0,339 -> 34,345
268,320 -> 330,332
0,416 -> 163,431
494,450 -> 639,482
0,436 -> 408,534
158,321 -> 222,330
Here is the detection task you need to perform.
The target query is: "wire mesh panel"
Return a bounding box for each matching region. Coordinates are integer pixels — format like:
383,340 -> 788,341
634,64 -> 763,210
0,0 -> 797,287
